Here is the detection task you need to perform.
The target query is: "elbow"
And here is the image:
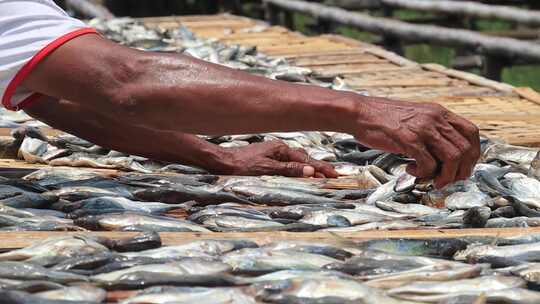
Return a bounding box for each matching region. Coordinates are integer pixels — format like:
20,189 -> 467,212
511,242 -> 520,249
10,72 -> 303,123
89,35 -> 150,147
101,53 -> 150,118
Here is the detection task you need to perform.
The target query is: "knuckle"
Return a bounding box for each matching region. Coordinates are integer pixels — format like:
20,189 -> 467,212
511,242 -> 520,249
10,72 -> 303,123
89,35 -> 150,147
285,162 -> 303,173
446,150 -> 461,162
464,123 -> 480,137
426,102 -> 446,113
462,142 -> 472,153
402,132 -> 420,144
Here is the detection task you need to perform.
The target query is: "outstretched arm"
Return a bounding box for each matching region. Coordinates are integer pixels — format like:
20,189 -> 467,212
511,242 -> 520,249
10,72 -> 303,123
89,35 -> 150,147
24,96 -> 337,177
22,34 -> 480,188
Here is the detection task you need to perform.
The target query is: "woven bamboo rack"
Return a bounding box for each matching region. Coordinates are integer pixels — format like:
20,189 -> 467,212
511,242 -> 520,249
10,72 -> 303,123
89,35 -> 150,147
0,14 -> 538,248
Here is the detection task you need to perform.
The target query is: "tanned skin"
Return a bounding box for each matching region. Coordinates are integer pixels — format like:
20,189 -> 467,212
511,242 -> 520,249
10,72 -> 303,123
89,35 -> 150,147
22,34 -> 480,188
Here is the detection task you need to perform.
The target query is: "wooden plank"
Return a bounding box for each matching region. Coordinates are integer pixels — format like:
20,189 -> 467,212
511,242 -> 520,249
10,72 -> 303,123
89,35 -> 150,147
1,228 -> 540,250
298,58 -> 389,66
0,160 -> 121,176
345,78 -> 463,88
514,87 -> 540,106
0,128 -> 63,137
421,63 -> 515,93
281,49 -> 369,59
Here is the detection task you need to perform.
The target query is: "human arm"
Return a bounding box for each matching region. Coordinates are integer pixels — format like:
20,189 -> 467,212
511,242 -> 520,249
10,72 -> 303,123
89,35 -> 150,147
22,34 -> 480,188
24,96 -> 337,177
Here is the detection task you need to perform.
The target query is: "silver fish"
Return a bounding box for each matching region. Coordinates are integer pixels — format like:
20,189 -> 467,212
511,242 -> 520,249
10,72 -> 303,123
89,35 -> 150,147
0,236 -> 109,266
505,177 -> 540,209
364,264 -> 483,289
202,215 -> 285,230
226,184 -> 346,206
18,137 -> 67,164
299,209 -> 387,227
482,143 -> 539,171
236,269 -> 351,284
328,249 -> 468,272
388,276 -> 525,301
23,167 -> 99,186
254,277 -> 413,304
262,241 -> 352,260
445,190 -> 491,210
92,258 -> 230,283
120,286 -> 255,304
122,239 -> 256,259
74,212 -> 211,232
222,248 -> 340,274
0,261 -> 88,283
322,220 -> 422,232
366,179 -> 397,205
375,201 -> 441,216
455,242 -> 540,265
33,285 -> 106,302
66,196 -> 185,215
485,216 -> 540,228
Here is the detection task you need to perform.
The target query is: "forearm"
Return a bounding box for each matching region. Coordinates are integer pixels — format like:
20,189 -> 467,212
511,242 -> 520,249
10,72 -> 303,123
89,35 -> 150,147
23,35 -> 360,136
115,52 -> 360,135
24,96 -> 230,170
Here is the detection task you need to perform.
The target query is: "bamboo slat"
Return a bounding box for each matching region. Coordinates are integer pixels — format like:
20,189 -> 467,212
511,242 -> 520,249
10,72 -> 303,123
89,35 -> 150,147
1,228 -> 539,250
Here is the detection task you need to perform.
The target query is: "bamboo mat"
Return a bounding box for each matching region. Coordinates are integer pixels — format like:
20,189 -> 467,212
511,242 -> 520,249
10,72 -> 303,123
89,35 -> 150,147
141,14 -> 540,147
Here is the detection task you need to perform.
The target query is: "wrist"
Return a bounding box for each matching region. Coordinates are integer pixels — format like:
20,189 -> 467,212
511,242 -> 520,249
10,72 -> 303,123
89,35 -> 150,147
200,145 -> 239,175
289,86 -> 362,133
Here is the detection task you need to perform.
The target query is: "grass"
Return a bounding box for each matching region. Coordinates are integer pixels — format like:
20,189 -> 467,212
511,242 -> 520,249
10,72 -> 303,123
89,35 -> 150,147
290,11 -> 540,91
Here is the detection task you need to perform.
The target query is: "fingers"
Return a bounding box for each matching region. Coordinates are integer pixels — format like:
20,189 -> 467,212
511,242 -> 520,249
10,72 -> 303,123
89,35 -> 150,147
439,123 -> 473,182
288,148 -> 339,178
447,114 -> 481,180
270,160 -> 315,177
427,130 -> 463,189
405,144 -> 438,179
402,125 -> 468,189
275,145 -> 338,178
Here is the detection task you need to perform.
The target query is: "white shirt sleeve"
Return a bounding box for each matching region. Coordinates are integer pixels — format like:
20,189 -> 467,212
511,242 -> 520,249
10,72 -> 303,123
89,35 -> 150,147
0,0 -> 97,110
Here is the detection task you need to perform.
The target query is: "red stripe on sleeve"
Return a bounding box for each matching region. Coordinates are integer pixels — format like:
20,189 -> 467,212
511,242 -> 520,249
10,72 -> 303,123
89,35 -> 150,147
2,27 -> 99,111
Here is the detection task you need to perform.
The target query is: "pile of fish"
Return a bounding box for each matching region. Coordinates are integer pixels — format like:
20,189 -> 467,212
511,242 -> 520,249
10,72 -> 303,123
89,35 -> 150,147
0,18 -> 538,234
0,233 -> 539,303
1,117 -> 540,233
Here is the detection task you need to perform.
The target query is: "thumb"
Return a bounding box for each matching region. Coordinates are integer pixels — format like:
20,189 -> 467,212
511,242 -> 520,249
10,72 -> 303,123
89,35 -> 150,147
271,160 -> 315,177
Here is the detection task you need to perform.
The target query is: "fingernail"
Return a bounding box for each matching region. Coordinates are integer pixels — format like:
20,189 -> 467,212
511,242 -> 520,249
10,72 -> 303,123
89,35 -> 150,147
303,166 -> 315,177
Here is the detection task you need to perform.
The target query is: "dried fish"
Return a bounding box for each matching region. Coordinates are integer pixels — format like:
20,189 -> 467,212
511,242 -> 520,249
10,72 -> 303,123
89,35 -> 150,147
358,238 -> 469,258
0,236 -> 109,266
375,200 -> 440,216
120,286 -> 255,304
33,285 -> 106,302
74,212 -> 211,232
92,258 -> 231,283
121,240 -> 257,260
455,242 -> 540,266
254,278 -> 410,304
388,276 -> 526,302
0,261 -> 88,283
63,196 -> 185,216
222,248 -> 340,274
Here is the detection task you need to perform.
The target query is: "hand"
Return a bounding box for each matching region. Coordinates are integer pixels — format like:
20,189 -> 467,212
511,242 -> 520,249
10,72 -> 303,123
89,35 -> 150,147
352,97 -> 480,189
215,141 -> 338,178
